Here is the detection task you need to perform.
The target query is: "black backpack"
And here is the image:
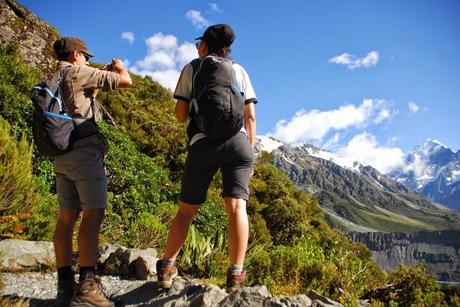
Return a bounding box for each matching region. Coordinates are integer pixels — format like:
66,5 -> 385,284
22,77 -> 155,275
31,66 -> 75,157
189,55 -> 245,141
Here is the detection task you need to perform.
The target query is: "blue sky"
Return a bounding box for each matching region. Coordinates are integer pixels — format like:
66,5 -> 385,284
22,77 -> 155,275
21,0 -> 460,173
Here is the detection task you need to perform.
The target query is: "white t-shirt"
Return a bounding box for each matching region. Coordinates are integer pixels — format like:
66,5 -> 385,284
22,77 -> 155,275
174,58 -> 257,144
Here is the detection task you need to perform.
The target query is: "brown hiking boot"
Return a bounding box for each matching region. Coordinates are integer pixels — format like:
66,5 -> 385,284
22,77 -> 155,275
70,278 -> 114,307
156,259 -> 178,289
226,269 -> 246,292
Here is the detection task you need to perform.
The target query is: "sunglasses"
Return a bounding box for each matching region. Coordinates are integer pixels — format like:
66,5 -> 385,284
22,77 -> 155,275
195,41 -> 202,49
80,51 -> 90,62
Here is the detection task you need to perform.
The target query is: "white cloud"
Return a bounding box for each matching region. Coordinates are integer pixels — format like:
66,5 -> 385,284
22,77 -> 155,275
209,3 -> 221,12
128,33 -> 197,90
387,136 -> 399,145
408,101 -> 420,113
186,10 -> 209,29
336,133 -> 405,174
329,51 -> 380,70
121,32 -> 135,44
270,99 -> 396,144
322,133 -> 341,151
403,153 -> 427,178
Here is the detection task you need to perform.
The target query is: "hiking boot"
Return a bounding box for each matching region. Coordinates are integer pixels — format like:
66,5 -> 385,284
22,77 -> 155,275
55,286 -> 74,307
70,278 -> 114,307
226,269 -> 246,292
156,259 -> 178,289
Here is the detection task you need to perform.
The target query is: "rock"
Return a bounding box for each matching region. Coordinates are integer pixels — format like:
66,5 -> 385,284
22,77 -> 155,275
98,243 -> 122,267
103,246 -> 157,278
104,246 -> 130,275
0,0 -> 59,75
0,239 -> 54,270
349,230 -> 460,282
308,290 -> 342,306
134,254 -> 157,280
271,294 -> 313,306
218,285 -> 272,306
190,284 -> 227,307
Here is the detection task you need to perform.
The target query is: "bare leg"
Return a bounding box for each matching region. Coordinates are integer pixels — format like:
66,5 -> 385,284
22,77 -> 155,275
78,209 -> 105,267
224,197 -> 249,265
54,209 -> 80,268
163,201 -> 199,259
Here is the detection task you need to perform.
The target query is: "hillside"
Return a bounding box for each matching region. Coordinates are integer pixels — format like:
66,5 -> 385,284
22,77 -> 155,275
1,0 -> 458,305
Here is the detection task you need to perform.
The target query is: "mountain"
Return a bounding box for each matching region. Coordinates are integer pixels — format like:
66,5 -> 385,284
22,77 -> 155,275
389,139 -> 460,212
349,230 -> 460,282
255,136 -> 460,233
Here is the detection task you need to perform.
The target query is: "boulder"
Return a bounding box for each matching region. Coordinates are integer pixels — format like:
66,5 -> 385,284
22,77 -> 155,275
219,285 -> 272,306
97,243 -> 123,267
308,290 -> 342,306
0,239 -> 54,270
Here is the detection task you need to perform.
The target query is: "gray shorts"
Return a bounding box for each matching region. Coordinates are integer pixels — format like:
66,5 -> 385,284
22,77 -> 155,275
53,146 -> 107,211
180,131 -> 254,205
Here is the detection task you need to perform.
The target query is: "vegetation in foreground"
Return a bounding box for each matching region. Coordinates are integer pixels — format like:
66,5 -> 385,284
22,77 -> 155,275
1,44 -> 459,306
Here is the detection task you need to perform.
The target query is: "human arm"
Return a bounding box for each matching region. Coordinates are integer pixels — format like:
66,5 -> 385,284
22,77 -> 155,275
110,58 -> 132,88
175,100 -> 189,123
244,102 -> 256,147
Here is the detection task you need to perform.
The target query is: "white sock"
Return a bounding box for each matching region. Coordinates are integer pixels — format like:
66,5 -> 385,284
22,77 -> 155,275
230,264 -> 243,275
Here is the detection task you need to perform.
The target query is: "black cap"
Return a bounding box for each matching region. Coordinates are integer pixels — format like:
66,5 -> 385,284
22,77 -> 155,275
53,37 -> 94,58
196,24 -> 235,49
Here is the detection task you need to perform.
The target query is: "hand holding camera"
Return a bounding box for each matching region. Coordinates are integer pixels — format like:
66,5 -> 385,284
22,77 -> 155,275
103,58 -> 125,73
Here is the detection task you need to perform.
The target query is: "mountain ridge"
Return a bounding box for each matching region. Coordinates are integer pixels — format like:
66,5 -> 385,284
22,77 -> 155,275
255,136 -> 460,233
389,139 -> 460,212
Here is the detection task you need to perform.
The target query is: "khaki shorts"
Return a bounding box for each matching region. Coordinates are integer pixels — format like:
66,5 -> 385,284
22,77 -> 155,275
53,146 -> 107,211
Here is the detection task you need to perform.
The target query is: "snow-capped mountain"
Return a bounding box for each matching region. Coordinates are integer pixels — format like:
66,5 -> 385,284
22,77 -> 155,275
255,136 -> 460,232
388,139 -> 460,212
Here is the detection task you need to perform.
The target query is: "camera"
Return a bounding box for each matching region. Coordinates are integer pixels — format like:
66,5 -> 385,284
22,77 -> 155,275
102,63 -> 113,71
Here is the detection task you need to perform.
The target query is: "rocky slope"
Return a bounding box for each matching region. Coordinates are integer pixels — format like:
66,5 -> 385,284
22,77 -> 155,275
0,239 -> 346,307
348,230 -> 460,282
0,0 -> 59,74
389,139 -> 460,212
255,136 -> 460,233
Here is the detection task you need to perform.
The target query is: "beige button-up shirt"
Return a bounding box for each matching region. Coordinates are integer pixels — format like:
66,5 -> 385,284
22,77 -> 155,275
58,61 -> 119,123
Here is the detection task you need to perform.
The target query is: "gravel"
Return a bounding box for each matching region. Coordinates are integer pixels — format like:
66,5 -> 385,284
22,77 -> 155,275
1,272 -> 151,306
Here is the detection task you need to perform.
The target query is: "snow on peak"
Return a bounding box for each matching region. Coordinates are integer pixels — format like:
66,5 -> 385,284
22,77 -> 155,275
421,138 -> 448,154
256,135 -> 284,153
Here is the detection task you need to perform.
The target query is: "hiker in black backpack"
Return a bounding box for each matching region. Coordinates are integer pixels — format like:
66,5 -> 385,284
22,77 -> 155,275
50,37 -> 132,307
157,24 -> 257,291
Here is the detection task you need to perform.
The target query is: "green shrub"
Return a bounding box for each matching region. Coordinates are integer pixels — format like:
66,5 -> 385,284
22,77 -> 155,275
246,237 -> 325,295
96,73 -> 188,180
0,44 -> 41,138
100,122 -> 176,217
0,116 -> 38,214
24,195 -> 58,241
129,211 -> 168,249
192,200 -> 228,238
180,226 -> 227,278
365,265 -> 446,306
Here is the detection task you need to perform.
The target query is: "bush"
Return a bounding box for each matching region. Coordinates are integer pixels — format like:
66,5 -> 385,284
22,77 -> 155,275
0,116 -> 38,214
101,122 -> 176,216
246,237 -> 325,296
0,44 -> 42,138
128,211 -> 169,249
179,226 -> 227,278
365,265 -> 446,306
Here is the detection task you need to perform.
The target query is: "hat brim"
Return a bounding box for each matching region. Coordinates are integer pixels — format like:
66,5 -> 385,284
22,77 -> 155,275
80,50 -> 94,58
195,36 -> 203,41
